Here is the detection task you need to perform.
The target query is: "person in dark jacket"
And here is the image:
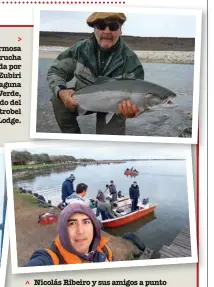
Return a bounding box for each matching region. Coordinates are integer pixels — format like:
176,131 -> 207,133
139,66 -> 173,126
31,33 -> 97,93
96,190 -> 116,220
23,202 -> 113,266
106,180 -> 117,202
129,181 -> 140,212
61,174 -> 75,206
47,12 -> 144,135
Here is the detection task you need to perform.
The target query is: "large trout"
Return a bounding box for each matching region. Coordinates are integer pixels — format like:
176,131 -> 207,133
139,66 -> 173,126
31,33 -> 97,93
72,77 -> 177,123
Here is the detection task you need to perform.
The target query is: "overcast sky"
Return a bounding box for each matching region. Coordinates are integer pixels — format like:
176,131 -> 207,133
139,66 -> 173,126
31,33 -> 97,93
14,143 -> 186,160
40,11 -> 196,38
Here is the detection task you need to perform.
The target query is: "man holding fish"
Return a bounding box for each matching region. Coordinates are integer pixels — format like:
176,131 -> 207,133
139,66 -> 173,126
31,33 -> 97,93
47,12 -> 176,135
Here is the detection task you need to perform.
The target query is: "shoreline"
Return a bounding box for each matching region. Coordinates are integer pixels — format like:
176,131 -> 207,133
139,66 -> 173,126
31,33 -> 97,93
14,188 -> 144,266
12,158 -> 186,180
39,48 -> 194,64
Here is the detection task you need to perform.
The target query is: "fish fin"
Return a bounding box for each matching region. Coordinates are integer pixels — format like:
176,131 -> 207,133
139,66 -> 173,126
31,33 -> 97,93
93,76 -> 116,85
105,113 -> 115,124
78,106 -> 87,117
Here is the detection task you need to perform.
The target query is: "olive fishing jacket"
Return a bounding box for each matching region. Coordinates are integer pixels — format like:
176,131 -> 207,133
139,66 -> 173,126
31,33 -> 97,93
47,35 -> 145,96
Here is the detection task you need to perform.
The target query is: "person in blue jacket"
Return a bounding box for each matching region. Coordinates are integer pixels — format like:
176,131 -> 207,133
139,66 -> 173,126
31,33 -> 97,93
61,174 -> 75,206
129,181 -> 140,212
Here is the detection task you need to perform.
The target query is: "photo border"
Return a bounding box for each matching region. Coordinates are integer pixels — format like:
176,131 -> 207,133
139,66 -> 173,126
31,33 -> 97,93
0,148 -> 9,287
30,6 -> 202,144
4,141 -> 198,274
0,218 -> 9,287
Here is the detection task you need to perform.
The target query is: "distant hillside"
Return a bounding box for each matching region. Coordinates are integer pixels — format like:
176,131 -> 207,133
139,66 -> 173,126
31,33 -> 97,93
39,31 -> 195,52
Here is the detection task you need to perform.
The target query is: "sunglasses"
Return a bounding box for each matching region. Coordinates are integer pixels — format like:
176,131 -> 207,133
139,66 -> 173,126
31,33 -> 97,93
94,22 -> 120,31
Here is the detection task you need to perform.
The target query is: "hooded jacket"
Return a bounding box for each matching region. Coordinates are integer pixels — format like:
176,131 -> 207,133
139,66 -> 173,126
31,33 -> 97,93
61,177 -> 75,202
23,202 -> 113,266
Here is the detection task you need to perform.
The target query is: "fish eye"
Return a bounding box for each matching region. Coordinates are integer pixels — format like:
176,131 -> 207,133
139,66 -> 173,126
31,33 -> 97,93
152,92 -> 160,97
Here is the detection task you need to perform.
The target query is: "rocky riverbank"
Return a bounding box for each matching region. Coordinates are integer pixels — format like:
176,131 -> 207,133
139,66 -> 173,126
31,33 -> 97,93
40,32 -> 195,51
14,188 -> 150,266
12,163 -> 78,180
135,50 -> 194,64
39,47 -> 194,64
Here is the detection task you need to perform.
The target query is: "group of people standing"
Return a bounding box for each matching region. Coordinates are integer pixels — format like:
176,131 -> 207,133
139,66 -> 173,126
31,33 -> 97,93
61,175 -> 121,219
61,174 -> 141,216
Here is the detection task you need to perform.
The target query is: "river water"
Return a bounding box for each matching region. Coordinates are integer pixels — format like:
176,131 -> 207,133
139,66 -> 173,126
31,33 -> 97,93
14,159 -> 190,251
37,59 -> 193,137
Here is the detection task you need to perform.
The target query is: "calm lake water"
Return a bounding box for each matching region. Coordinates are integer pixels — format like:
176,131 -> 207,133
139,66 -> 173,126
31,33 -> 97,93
14,160 -> 190,251
37,59 -> 193,137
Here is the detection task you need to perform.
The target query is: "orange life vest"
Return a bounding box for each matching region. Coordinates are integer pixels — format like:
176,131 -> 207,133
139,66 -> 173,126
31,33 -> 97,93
45,235 -> 113,264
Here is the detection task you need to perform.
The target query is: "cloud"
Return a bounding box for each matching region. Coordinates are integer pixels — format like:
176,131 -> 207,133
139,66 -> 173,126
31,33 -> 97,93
40,11 -> 196,38
13,143 -> 185,160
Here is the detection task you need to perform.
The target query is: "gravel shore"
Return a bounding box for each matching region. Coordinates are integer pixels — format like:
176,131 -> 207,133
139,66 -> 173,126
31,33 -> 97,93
39,46 -> 194,64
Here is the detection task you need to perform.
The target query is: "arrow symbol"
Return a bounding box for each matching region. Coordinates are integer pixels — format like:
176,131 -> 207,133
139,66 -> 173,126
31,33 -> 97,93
25,281 -> 30,285
18,37 -> 22,42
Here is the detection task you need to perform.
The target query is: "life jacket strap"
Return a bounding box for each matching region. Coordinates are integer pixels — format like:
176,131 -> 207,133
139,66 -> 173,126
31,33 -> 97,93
100,244 -> 113,262
46,242 -> 66,264
45,242 -> 113,265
